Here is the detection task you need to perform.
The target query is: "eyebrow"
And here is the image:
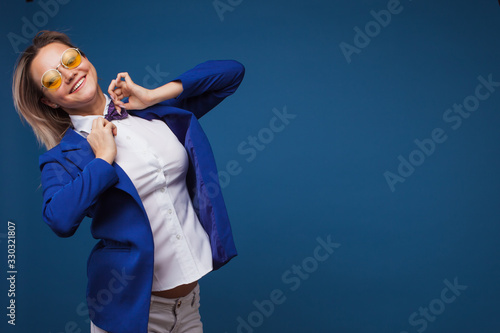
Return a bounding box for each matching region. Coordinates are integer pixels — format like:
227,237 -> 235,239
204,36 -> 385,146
51,52 -> 62,70
47,48 -> 67,70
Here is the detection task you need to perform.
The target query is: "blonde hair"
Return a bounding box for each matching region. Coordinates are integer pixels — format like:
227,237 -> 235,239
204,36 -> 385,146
12,30 -> 83,150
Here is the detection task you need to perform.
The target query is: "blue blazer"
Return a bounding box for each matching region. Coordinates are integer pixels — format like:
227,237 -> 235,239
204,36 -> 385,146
38,60 -> 245,333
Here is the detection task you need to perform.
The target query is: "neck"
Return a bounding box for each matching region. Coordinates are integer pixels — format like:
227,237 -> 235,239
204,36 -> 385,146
64,89 -> 107,116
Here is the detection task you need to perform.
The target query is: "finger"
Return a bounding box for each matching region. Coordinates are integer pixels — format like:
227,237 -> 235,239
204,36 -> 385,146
107,79 -> 118,100
115,72 -> 129,83
108,123 -> 118,136
115,72 -> 136,92
106,122 -> 118,136
121,72 -> 135,86
111,93 -> 126,111
103,118 -> 118,130
112,88 -> 122,97
92,117 -> 104,129
114,78 -> 124,90
111,80 -> 129,102
115,99 -> 126,108
103,120 -> 115,130
112,73 -> 126,92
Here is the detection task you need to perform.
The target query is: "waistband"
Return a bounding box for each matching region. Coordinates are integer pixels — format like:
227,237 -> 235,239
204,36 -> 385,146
150,283 -> 200,306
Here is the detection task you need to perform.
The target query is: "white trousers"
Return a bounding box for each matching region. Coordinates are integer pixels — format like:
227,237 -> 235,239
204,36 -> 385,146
91,284 -> 203,333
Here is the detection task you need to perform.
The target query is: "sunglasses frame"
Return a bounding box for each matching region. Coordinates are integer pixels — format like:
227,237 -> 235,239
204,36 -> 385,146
40,48 -> 83,90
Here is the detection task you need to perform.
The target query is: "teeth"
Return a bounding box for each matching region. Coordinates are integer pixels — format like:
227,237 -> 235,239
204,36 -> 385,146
71,77 -> 85,93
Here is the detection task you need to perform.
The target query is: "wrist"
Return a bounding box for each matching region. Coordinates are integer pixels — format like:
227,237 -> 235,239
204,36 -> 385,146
150,81 -> 183,105
96,155 -> 114,165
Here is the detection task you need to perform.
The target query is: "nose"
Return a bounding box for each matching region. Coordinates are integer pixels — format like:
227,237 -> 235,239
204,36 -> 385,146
58,66 -> 77,84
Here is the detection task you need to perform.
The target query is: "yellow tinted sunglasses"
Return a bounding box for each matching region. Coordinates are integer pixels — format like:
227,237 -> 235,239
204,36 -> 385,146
41,48 -> 83,90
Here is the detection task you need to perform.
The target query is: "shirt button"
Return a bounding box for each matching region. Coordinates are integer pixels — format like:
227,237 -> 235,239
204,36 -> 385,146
168,209 -> 173,214
160,188 -> 166,193
177,300 -> 182,307
157,168 -> 162,174
126,136 -> 131,140
176,234 -> 181,240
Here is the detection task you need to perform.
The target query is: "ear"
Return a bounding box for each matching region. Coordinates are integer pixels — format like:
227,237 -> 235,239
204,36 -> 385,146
40,97 -> 59,109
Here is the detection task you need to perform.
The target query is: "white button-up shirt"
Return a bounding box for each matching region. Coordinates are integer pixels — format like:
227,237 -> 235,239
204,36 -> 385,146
69,94 -> 213,291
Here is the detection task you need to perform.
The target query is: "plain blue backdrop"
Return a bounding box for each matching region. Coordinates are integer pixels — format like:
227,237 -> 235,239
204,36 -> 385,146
1,0 -> 500,332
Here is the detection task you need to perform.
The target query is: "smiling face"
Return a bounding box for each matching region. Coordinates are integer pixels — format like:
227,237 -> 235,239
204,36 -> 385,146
30,42 -> 104,115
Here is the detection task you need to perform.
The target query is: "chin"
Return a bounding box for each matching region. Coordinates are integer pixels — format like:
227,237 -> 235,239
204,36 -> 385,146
73,76 -> 100,100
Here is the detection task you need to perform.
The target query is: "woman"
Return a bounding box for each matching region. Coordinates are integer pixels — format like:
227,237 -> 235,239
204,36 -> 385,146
12,30 -> 244,333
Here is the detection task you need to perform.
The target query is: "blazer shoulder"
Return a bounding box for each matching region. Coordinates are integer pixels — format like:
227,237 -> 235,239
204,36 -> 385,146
39,128 -> 84,169
39,144 -> 64,169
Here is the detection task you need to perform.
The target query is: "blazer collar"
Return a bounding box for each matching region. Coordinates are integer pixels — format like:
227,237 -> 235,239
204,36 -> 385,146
59,128 -> 95,170
60,127 -> 88,150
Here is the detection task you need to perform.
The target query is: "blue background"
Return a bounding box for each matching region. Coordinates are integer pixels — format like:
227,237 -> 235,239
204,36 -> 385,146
1,0 -> 499,332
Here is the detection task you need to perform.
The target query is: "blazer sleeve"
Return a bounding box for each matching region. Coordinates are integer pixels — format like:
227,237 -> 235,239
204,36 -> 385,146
163,60 -> 245,119
40,157 -> 119,238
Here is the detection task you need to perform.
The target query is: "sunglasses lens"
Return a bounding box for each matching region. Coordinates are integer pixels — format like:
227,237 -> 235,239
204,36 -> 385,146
41,70 -> 62,89
61,48 -> 82,69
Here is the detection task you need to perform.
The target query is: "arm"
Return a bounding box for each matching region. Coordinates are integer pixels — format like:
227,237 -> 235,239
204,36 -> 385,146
40,119 -> 119,238
109,60 -> 245,119
164,60 -> 245,119
40,158 -> 119,238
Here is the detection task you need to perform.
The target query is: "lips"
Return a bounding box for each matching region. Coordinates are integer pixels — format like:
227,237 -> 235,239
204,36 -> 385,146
70,76 -> 86,94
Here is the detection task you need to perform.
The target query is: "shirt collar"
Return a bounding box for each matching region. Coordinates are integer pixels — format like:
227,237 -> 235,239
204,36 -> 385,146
69,94 -> 111,137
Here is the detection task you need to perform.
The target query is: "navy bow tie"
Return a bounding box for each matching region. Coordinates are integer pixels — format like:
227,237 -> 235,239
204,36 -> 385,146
104,100 -> 128,121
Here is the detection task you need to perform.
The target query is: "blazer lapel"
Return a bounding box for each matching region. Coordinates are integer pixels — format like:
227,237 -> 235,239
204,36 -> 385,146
59,128 -> 145,209
59,129 -> 96,176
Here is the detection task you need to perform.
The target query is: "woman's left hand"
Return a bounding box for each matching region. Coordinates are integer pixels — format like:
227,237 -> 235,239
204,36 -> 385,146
108,72 -> 152,111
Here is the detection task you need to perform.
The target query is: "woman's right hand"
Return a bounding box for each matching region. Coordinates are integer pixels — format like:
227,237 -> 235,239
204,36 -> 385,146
87,117 -> 117,165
